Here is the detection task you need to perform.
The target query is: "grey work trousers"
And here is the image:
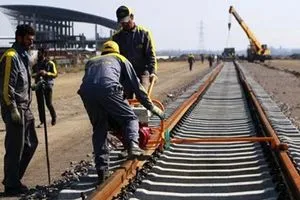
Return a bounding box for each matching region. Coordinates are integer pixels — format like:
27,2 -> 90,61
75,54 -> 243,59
1,108 -> 38,187
80,91 -> 139,171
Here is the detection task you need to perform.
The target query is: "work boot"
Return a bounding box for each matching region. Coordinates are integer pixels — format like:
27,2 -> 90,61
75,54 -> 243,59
128,141 -> 144,158
51,118 -> 56,126
96,170 -> 109,185
36,122 -> 44,128
4,183 -> 28,196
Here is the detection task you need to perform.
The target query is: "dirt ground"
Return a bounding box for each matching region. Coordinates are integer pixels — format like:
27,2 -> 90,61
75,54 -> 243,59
242,59 -> 300,128
0,59 -> 299,198
263,59 -> 300,73
0,60 -> 210,194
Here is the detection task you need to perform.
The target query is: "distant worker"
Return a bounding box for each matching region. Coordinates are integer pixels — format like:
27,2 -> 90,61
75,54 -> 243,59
208,54 -> 214,67
32,48 -> 57,127
112,5 -> 157,99
187,54 -> 195,71
200,54 -> 204,63
0,24 -> 38,196
77,41 -> 165,184
217,55 -> 221,64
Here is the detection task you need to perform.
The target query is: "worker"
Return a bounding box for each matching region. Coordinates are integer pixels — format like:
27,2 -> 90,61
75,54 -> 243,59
187,54 -> 195,71
200,54 -> 204,63
0,24 -> 38,196
208,54 -> 214,67
112,5 -> 157,99
77,41 -> 165,184
32,48 -> 58,127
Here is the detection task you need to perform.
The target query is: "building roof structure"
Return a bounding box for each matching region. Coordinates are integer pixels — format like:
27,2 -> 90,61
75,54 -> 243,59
0,5 -> 119,48
0,5 -> 118,29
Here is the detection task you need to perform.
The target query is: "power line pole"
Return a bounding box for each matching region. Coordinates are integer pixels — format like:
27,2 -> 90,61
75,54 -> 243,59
199,20 -> 205,54
95,24 -> 97,50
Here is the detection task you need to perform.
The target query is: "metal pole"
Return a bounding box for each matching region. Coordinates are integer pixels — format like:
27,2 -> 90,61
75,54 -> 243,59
40,81 -> 51,185
95,24 -> 98,51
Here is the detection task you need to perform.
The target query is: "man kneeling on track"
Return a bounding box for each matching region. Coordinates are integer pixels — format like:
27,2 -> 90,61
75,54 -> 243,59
77,40 -> 165,184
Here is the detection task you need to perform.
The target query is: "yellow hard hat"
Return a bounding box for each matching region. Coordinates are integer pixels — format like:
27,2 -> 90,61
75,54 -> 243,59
101,41 -> 120,54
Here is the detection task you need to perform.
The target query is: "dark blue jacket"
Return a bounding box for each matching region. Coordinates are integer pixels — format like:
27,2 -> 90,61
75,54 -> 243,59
78,52 -> 153,110
112,25 -> 157,77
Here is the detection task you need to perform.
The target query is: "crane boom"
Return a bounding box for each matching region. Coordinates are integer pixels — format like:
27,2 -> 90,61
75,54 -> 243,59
229,6 -> 271,62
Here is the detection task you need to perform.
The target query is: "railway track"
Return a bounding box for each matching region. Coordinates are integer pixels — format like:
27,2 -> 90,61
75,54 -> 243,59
22,62 -> 300,200
124,62 -> 281,200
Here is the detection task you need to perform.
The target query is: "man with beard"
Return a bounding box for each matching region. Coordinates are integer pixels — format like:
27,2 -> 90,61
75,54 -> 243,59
0,24 -> 38,196
112,5 -> 158,99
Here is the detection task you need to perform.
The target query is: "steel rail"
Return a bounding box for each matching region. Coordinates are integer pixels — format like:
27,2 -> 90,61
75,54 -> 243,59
236,63 -> 300,199
163,65 -> 222,132
21,62 -> 298,200
128,63 -> 281,200
88,64 -> 224,200
90,61 -> 299,200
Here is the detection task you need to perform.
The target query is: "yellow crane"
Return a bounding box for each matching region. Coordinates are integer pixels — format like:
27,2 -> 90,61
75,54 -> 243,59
228,6 -> 271,62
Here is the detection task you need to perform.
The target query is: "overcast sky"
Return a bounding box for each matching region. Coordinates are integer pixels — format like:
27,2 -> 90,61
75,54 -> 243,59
0,0 -> 300,51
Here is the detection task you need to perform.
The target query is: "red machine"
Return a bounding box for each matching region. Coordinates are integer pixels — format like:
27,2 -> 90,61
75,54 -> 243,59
109,78 -> 163,149
110,121 -> 151,149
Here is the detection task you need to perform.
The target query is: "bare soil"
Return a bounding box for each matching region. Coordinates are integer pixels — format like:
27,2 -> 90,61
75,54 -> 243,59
0,59 -> 299,199
0,60 -> 210,195
264,59 -> 300,72
242,60 -> 300,128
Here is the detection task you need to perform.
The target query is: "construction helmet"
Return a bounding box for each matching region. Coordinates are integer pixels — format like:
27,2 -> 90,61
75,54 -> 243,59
101,41 -> 120,54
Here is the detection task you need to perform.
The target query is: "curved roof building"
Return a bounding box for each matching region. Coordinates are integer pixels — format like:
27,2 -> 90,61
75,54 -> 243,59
0,5 -> 119,48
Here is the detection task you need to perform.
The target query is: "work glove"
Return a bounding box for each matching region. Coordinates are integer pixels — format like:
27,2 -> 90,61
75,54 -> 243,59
33,78 -> 46,91
151,105 -> 165,120
149,73 -> 158,83
39,70 -> 47,76
31,84 -> 36,91
11,107 -> 22,124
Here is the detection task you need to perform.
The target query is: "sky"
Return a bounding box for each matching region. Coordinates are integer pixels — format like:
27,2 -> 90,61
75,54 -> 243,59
0,0 -> 300,51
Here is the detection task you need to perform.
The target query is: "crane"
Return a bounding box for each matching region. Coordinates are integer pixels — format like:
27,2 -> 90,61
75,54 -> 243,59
228,6 -> 271,62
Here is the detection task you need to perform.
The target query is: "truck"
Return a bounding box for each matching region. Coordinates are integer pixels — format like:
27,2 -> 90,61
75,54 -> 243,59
228,6 -> 271,62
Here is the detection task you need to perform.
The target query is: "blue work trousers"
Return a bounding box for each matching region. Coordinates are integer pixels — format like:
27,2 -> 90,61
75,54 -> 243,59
80,91 -> 139,171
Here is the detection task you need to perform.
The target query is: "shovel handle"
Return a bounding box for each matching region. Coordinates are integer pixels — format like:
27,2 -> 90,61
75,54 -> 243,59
147,75 -> 156,97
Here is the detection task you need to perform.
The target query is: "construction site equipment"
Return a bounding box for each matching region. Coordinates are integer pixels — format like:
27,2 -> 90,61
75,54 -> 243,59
222,47 -> 236,61
228,6 -> 271,62
110,77 -> 164,149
